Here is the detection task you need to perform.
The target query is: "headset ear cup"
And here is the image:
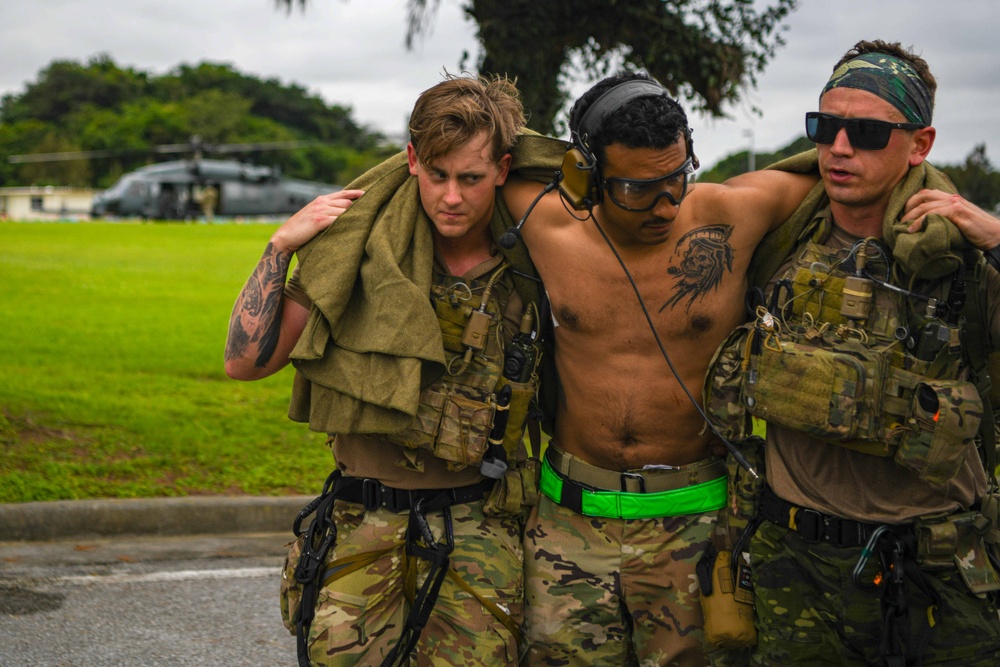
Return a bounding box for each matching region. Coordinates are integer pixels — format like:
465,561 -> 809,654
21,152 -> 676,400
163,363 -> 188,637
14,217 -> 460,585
559,146 -> 599,211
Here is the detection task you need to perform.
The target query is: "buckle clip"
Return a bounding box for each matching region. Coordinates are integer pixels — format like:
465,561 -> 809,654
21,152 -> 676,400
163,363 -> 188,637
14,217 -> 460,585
362,478 -> 383,511
795,508 -> 825,543
621,472 -> 646,493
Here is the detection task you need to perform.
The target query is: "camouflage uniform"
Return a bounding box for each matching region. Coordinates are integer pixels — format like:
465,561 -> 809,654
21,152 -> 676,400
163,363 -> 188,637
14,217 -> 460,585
523,445 -> 727,666
706,211 -> 1000,665
282,254 -> 536,667
751,519 -> 1000,666
293,499 -> 523,666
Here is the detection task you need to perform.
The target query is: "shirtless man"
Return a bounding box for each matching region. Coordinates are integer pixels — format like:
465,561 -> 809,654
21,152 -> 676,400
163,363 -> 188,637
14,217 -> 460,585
502,72 -> 816,666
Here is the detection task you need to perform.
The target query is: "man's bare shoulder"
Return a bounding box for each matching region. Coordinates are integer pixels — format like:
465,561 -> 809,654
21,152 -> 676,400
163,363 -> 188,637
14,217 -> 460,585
682,170 -> 818,235
502,175 -> 582,239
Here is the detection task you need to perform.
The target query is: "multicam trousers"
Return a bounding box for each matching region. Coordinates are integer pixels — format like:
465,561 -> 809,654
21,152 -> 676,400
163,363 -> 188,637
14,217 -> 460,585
294,499 -> 523,667
522,493 -> 718,666
750,519 -> 1000,666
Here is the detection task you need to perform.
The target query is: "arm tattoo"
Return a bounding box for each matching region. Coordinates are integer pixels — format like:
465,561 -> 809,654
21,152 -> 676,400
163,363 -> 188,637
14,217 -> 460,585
224,242 -> 292,366
660,225 -> 734,312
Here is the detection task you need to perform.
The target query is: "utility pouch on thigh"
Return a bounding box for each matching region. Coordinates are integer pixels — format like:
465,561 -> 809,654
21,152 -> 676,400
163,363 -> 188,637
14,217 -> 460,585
916,512 -> 1000,594
280,534 -> 306,635
894,380 -> 982,487
386,378 -> 497,471
697,543 -> 757,648
483,457 -> 540,518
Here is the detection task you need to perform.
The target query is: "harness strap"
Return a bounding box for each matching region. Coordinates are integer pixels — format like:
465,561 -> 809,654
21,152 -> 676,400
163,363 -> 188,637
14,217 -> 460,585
292,474 -> 501,667
961,254 -> 998,483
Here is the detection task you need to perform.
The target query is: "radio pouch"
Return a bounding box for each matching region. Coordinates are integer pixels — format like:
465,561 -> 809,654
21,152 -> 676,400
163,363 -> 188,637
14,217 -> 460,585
697,542 -> 757,649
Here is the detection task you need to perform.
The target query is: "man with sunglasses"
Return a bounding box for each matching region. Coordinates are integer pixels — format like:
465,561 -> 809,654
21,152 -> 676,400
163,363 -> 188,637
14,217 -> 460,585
502,72 -> 818,666
707,40 -> 1000,665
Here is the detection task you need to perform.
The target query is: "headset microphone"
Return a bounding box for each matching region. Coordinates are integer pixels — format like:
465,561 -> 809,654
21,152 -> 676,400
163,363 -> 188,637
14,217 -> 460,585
500,172 -> 562,249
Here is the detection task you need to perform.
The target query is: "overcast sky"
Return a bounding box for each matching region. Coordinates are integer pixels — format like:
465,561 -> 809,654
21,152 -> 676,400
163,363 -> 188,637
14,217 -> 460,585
1,0 -> 997,172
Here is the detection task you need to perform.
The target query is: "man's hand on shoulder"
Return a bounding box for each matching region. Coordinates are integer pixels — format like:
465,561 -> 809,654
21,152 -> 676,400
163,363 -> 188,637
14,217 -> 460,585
271,189 -> 365,254
904,189 -> 1000,250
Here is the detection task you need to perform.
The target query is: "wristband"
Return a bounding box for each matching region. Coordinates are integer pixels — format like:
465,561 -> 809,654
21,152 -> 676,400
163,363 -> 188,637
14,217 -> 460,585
985,244 -> 1000,272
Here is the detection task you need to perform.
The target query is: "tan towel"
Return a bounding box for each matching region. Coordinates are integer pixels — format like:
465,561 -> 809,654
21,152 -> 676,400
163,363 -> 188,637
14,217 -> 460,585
288,131 -> 568,434
751,150 -> 963,288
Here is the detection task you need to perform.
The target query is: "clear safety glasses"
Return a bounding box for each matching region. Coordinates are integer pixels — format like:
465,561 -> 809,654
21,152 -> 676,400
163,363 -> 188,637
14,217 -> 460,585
603,157 -> 696,212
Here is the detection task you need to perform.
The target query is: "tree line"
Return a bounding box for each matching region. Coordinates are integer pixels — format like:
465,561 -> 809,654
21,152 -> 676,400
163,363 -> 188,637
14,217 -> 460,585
0,55 -> 395,189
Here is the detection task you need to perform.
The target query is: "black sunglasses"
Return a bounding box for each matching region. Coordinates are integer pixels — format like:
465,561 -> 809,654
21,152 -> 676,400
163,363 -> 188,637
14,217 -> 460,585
805,111 -> 925,151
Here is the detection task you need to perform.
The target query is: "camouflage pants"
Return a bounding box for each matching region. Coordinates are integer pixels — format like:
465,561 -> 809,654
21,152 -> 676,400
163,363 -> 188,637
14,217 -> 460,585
750,519 -> 1000,666
523,494 -> 717,666
302,499 -> 524,666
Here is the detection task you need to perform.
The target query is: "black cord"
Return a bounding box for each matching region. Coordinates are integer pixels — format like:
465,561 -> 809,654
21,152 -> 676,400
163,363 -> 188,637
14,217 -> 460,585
587,210 -> 758,478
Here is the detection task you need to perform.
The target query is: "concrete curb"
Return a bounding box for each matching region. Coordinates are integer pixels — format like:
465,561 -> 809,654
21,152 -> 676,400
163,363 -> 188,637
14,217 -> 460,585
0,495 -> 313,542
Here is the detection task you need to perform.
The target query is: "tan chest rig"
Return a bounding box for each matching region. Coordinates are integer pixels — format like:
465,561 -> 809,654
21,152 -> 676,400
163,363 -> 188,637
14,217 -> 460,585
385,264 -> 542,479
707,238 -> 984,487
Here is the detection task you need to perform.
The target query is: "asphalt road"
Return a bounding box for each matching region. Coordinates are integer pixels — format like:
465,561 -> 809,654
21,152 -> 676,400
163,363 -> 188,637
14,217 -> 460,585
0,534 -> 299,666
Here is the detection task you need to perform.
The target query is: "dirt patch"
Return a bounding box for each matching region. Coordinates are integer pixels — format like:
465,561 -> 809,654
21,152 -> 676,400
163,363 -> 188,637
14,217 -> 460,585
0,407 -> 93,447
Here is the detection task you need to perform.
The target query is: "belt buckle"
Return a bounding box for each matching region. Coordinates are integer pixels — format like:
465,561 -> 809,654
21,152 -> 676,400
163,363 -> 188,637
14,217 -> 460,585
620,472 -> 646,493
827,519 -> 865,548
361,478 -> 383,511
795,508 -> 825,543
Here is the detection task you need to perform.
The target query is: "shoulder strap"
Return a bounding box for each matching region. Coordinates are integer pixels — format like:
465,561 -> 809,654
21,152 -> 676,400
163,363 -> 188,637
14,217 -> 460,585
960,252 -> 998,484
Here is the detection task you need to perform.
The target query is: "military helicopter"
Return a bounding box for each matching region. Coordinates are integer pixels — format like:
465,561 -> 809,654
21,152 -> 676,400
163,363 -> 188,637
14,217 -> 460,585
8,138 -> 341,220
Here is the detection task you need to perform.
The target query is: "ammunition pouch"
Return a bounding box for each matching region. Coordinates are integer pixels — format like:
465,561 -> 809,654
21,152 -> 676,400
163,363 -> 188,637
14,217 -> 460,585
386,373 -> 500,470
482,456 -> 540,519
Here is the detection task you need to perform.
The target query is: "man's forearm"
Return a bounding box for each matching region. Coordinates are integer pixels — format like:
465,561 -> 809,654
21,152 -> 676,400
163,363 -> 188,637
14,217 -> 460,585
225,242 -> 292,368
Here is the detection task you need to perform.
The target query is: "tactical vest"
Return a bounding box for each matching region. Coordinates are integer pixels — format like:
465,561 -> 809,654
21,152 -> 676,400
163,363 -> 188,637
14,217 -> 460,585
707,234 -> 984,488
386,263 -> 542,476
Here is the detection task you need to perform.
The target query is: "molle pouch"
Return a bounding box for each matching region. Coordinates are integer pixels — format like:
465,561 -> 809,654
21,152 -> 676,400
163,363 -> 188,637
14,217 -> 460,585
895,379 -> 982,487
746,340 -> 883,444
978,491 -> 1000,569
917,512 -> 1000,594
482,457 -> 540,519
280,534 -> 306,635
386,379 -> 496,471
697,545 -> 757,649
704,325 -> 753,443
495,374 -> 539,457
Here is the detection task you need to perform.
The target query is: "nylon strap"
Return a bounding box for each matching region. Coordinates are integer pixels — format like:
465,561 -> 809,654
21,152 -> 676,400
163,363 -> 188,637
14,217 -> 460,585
539,456 -> 727,519
961,254 -> 998,483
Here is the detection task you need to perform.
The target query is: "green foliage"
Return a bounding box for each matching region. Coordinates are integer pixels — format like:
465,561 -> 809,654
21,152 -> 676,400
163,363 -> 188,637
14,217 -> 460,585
0,55 -> 390,189
939,144 -> 1000,211
0,221 -> 330,502
277,0 -> 798,134
699,135 -> 813,182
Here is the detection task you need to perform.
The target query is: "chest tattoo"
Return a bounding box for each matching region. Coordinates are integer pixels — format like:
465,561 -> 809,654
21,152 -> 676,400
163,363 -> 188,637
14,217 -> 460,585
660,225 -> 734,312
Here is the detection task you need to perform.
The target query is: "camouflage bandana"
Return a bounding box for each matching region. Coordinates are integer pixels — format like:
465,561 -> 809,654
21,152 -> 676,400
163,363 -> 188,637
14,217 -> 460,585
822,52 -> 932,125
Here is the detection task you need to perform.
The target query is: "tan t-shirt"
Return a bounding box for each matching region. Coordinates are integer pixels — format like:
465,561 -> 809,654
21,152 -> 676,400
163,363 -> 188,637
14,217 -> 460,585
764,212 -> 1000,523
285,247 -> 526,490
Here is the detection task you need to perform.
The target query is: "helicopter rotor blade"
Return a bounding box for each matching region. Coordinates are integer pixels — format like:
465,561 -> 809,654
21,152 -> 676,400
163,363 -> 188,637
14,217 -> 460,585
7,148 -> 150,164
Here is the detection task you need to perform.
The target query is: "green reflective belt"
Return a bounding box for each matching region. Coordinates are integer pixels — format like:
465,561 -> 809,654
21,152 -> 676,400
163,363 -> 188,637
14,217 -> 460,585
539,456 -> 727,519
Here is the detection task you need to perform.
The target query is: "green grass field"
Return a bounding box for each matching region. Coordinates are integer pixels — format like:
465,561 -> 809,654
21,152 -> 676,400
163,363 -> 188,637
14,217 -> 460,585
0,220 -> 330,503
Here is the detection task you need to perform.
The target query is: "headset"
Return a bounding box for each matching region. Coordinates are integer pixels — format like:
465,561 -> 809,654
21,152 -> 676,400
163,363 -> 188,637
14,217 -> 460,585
559,78 -> 700,211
